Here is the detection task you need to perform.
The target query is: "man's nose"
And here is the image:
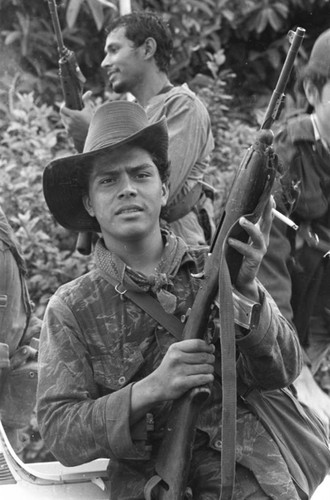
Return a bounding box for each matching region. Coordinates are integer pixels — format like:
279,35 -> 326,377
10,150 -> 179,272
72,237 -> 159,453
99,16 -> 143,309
118,176 -> 137,197
101,53 -> 111,68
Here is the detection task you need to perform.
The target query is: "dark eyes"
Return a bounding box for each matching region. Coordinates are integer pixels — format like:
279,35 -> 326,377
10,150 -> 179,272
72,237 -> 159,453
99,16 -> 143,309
107,46 -> 119,54
99,171 -> 151,185
100,177 -> 115,184
136,172 -> 151,179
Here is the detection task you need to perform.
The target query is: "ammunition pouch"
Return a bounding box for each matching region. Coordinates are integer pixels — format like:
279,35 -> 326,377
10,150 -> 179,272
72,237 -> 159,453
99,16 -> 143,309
0,359 -> 38,428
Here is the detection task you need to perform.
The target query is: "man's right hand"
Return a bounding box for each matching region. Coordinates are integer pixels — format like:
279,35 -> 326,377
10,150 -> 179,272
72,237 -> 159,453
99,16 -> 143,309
151,339 -> 215,400
60,90 -> 94,152
129,339 -> 215,425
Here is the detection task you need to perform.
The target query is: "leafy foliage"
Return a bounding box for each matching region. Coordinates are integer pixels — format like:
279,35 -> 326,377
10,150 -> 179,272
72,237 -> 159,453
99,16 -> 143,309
0,91 -> 90,318
1,0 -> 330,110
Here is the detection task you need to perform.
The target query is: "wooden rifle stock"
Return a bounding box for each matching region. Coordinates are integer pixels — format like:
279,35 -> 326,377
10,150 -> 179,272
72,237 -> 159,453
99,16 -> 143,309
48,0 -> 92,255
145,27 -> 305,500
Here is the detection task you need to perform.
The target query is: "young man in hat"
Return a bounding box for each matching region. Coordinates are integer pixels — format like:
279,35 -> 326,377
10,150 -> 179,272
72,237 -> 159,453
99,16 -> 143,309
38,100 -> 302,499
60,11 -> 215,245
259,28 -> 330,425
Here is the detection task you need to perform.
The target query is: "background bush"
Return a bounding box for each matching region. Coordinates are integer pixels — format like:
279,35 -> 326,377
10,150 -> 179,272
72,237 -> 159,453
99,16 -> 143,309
0,91 -> 91,318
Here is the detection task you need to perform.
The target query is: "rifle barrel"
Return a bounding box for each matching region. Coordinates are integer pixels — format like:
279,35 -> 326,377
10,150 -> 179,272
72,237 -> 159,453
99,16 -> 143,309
48,0 -> 65,53
261,27 -> 305,130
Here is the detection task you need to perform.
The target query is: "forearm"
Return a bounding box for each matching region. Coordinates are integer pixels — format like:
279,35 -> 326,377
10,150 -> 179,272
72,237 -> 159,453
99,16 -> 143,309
236,284 -> 302,389
130,375 -> 160,425
38,372 -> 149,464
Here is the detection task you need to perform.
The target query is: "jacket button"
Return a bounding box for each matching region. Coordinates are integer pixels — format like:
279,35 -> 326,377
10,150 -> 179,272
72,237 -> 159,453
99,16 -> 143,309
118,376 -> 126,385
214,440 -> 222,449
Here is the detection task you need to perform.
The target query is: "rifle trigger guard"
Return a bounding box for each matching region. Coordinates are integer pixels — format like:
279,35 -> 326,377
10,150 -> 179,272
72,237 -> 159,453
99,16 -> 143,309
115,283 -> 127,295
144,474 -> 163,500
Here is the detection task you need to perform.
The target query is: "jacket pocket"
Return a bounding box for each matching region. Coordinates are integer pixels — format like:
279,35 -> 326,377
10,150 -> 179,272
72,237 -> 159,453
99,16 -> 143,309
91,348 -> 145,391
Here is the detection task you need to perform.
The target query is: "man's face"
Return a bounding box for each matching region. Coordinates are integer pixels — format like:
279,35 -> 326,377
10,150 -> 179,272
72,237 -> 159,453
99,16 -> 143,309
101,27 -> 145,94
83,144 -> 169,247
315,81 -> 330,132
305,79 -> 330,131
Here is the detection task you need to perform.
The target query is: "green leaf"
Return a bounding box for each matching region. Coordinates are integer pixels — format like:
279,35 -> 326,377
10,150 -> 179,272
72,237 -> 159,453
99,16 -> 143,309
86,0 -> 104,31
66,0 -> 84,29
273,2 -> 289,17
268,9 -> 283,32
4,31 -> 21,45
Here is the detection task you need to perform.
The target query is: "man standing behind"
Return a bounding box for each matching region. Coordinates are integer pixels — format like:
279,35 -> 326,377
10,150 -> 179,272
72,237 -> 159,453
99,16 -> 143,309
258,28 -> 330,425
38,100 -> 302,499
61,11 -> 215,245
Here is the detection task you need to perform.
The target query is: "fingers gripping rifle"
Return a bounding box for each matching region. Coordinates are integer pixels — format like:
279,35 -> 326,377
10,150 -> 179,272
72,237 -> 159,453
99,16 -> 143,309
145,27 -> 305,500
48,0 -> 93,255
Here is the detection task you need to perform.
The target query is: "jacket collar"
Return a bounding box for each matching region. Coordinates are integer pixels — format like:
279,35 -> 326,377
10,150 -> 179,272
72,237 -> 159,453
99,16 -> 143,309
287,114 -> 315,143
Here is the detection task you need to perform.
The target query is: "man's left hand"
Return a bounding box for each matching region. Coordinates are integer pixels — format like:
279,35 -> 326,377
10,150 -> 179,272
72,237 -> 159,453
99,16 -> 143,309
227,195 -> 275,301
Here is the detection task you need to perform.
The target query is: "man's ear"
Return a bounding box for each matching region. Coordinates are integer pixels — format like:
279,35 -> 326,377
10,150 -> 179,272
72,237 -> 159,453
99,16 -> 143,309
82,194 -> 95,217
303,79 -> 319,107
161,183 -> 169,207
143,37 -> 157,60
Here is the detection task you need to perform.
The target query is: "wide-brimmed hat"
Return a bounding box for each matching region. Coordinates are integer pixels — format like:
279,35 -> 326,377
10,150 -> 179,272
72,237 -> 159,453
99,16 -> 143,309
305,29 -> 330,77
43,100 -> 168,232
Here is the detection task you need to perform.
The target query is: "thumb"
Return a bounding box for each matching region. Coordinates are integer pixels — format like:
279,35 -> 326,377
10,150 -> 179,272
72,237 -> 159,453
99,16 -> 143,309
82,91 -> 93,108
10,345 -> 37,370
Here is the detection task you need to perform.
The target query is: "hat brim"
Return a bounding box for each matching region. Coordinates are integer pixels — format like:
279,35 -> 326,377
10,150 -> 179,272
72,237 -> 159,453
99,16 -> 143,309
43,117 -> 168,232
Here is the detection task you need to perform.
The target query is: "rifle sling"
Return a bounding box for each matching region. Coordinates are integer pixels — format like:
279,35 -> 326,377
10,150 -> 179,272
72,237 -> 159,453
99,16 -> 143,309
218,253 -> 237,500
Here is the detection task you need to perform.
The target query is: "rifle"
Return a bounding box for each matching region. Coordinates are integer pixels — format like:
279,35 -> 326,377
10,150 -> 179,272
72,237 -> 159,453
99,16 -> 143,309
145,27 -> 305,500
48,0 -> 93,255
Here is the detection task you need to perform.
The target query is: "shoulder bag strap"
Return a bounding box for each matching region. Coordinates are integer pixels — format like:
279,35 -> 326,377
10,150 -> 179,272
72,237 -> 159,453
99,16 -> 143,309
103,274 -> 184,341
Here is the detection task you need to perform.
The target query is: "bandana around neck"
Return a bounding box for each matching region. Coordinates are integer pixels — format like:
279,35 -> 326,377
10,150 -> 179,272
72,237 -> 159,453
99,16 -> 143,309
94,230 -> 188,313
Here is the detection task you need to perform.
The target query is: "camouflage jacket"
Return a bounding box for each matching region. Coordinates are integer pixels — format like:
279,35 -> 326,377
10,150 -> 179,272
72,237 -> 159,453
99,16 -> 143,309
37,233 -> 301,498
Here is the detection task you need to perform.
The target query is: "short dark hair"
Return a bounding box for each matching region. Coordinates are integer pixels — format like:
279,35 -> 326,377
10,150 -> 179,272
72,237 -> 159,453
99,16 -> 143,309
106,11 -> 173,74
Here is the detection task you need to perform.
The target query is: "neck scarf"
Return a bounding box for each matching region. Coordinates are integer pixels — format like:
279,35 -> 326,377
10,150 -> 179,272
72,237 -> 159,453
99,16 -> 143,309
94,231 -> 188,313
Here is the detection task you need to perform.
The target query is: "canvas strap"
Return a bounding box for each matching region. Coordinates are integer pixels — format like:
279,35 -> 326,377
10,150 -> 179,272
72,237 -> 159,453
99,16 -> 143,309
218,254 -> 237,500
103,276 -> 185,341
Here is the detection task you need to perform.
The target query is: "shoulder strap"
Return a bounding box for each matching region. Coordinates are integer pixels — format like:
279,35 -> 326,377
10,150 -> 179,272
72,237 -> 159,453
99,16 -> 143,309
125,289 -> 184,341
103,274 -> 184,341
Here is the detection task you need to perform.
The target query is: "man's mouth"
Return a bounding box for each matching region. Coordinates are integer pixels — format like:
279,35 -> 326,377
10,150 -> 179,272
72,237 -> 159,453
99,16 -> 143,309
108,70 -> 118,82
116,206 -> 143,215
